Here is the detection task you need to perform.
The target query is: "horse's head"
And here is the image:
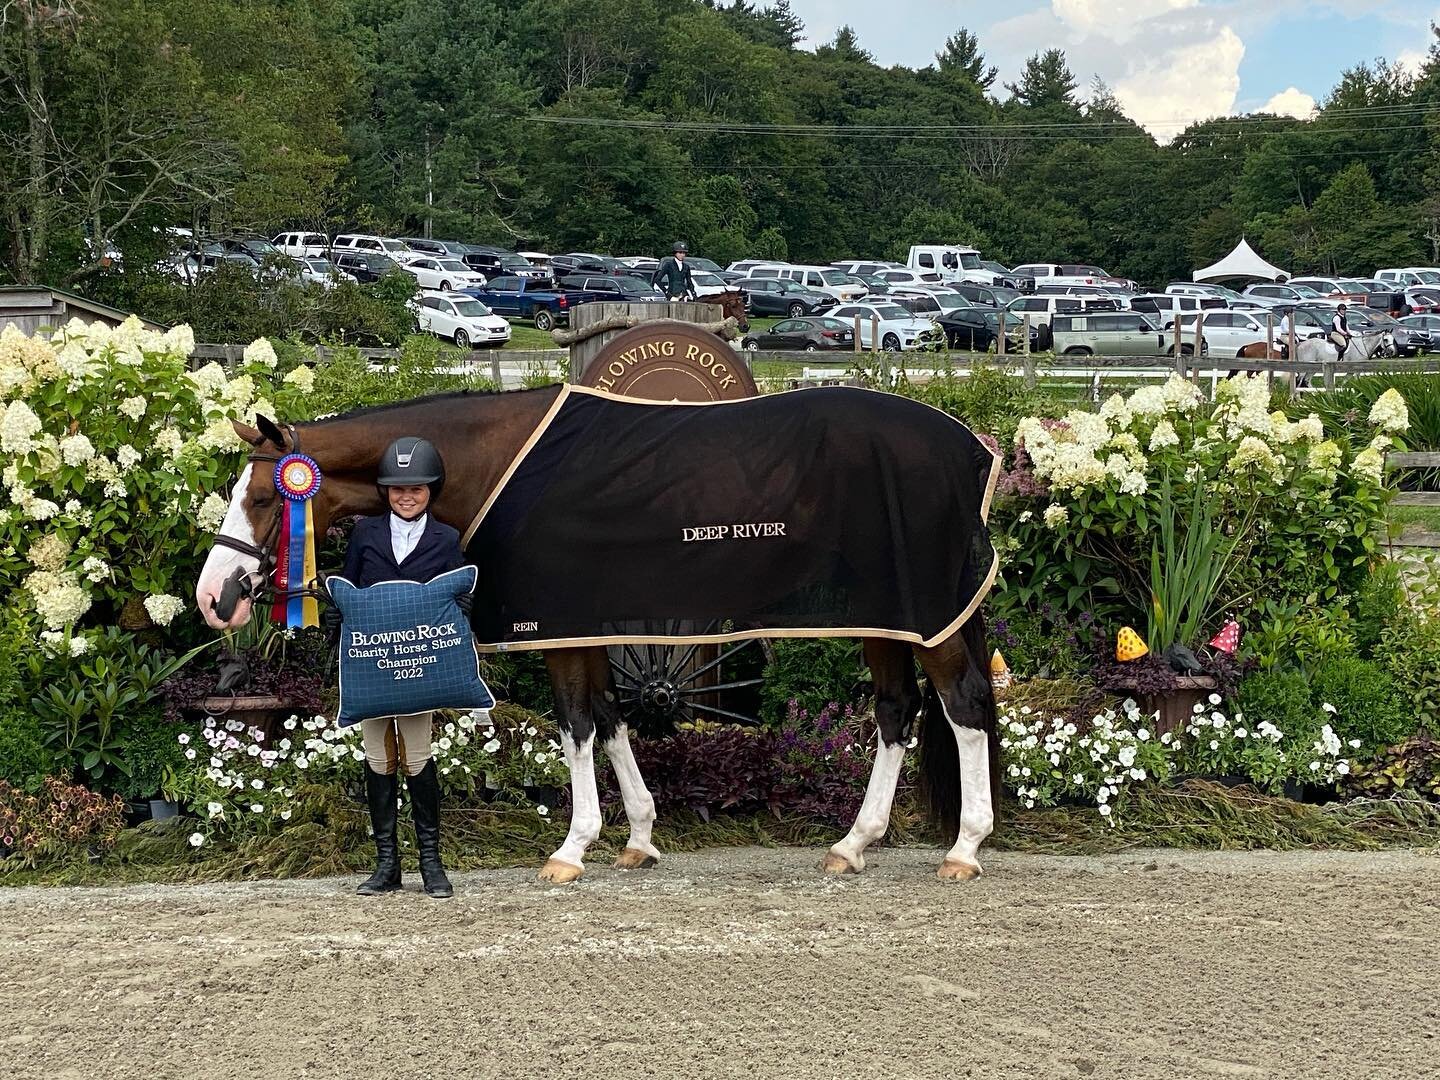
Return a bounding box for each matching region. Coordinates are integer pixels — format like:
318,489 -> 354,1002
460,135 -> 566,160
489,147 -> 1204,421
715,289 -> 749,333
194,415 -> 351,631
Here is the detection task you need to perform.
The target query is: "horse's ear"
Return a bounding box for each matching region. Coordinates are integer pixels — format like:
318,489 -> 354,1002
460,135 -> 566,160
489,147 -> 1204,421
255,415 -> 288,449
232,419 -> 261,446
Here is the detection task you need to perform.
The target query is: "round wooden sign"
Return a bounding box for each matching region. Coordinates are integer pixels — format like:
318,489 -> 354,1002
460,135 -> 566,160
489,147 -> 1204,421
578,320 -> 758,402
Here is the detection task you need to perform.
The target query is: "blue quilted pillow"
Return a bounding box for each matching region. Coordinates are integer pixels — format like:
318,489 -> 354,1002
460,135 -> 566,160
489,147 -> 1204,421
327,566 -> 495,727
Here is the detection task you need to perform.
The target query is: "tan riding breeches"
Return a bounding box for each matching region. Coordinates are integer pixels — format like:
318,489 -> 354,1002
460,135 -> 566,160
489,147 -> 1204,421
361,713 -> 434,776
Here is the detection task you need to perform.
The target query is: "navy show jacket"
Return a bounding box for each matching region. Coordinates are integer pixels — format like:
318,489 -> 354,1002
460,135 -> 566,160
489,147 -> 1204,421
340,514 -> 465,588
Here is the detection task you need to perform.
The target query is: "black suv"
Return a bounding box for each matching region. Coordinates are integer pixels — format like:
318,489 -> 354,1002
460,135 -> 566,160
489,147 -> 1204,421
463,247 -> 545,281
550,252 -> 621,278
401,237 -> 470,259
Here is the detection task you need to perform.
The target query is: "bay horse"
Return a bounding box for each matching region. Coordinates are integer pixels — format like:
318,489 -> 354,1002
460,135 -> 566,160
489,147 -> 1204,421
195,387 -> 997,884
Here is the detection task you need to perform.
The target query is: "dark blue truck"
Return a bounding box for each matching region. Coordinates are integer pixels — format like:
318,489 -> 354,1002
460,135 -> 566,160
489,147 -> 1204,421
462,275 -> 607,331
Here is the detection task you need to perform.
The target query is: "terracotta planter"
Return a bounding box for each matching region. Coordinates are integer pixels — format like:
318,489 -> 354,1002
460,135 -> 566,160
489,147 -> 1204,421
1108,675 -> 1219,735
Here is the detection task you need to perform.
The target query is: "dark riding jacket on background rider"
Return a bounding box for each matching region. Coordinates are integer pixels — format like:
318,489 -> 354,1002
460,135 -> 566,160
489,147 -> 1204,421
652,251 -> 695,299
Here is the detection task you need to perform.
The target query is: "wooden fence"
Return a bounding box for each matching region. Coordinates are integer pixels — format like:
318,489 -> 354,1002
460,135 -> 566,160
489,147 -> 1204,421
1385,452 -> 1440,549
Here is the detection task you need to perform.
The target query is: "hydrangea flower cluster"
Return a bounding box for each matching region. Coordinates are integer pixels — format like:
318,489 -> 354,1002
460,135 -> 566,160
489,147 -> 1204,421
0,319 -> 316,643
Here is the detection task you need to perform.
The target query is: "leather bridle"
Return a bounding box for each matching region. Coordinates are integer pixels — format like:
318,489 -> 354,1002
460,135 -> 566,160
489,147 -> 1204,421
211,423 -> 326,611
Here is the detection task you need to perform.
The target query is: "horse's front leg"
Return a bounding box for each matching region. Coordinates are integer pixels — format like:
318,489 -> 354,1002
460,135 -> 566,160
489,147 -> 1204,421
605,723 -> 661,869
540,650 -> 603,884
583,647 -> 660,869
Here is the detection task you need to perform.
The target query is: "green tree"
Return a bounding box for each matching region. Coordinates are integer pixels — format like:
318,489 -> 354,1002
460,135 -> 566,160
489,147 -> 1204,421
1005,49 -> 1080,110
935,28 -> 997,92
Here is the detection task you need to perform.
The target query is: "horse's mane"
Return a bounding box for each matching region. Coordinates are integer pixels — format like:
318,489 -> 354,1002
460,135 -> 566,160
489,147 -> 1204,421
308,383 -> 563,425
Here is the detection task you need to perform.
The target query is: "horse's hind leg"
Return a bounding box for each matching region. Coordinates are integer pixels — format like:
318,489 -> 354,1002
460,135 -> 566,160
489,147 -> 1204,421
822,638 -> 920,875
916,618 -> 998,882
583,647 -> 661,870
538,648 -> 604,883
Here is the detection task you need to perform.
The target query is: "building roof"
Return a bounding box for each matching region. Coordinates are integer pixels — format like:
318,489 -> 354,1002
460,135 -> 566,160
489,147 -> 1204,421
0,284 -> 168,331
1193,240 -> 1289,283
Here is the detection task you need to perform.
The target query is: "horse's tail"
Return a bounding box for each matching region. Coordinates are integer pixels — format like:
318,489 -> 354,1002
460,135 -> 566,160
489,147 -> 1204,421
919,615 -> 1000,839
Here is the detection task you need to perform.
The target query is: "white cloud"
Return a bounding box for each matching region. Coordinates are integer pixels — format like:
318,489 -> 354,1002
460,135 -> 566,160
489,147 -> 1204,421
1113,27 -> 1245,139
1260,86 -> 1316,118
1396,48 -> 1426,77
1053,0 -> 1199,40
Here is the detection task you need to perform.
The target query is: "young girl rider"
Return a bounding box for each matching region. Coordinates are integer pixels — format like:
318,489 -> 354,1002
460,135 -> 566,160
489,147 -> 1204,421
327,436 -> 467,899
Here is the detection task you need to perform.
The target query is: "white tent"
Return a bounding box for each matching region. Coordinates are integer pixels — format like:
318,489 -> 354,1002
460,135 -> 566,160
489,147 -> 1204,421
1192,239 -> 1288,283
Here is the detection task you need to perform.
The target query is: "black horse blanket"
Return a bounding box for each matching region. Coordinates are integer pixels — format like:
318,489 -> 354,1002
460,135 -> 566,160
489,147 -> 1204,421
464,385 -> 997,650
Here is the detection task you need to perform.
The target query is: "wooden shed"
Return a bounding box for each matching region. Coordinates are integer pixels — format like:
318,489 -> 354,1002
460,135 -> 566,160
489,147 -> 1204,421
0,285 -> 166,337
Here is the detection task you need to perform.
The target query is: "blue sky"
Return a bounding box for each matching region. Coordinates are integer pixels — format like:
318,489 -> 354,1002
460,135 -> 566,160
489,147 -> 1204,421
785,1 -> 1436,135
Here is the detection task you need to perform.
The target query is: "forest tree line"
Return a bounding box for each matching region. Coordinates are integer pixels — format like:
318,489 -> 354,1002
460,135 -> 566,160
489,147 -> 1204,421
4,0 -> 1440,305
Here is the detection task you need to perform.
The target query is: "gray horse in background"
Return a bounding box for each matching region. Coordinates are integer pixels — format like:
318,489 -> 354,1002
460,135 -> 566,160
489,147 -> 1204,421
1296,330 -> 1392,363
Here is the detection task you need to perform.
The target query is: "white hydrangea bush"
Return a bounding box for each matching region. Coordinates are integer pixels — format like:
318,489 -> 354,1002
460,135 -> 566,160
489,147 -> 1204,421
0,320 -> 315,641
1000,372 -> 1406,624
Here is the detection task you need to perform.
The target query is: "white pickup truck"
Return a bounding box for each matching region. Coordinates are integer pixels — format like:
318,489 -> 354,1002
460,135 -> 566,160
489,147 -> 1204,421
906,245 -> 1017,288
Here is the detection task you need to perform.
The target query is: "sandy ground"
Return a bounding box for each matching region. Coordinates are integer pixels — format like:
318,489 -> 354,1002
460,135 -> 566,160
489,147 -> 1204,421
1,846 -> 1437,1080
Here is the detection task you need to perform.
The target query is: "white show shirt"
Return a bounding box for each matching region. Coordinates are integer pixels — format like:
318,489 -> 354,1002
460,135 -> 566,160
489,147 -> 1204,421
389,513 -> 427,564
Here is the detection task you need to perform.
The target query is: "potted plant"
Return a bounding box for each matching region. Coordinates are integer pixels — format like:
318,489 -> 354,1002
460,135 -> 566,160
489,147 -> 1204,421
1102,476 -> 1251,732
163,620 -> 328,741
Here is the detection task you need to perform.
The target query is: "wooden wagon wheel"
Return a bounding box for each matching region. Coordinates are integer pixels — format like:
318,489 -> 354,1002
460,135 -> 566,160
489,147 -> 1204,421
573,311 -> 766,728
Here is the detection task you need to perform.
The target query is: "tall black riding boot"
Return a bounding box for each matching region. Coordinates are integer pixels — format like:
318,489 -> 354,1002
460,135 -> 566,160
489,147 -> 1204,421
407,759 -> 453,899
357,767 -> 402,896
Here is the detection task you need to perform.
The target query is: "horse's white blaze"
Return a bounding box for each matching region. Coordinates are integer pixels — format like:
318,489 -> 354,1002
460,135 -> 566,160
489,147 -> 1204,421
604,724 -> 660,858
195,464 -> 258,629
940,701 -> 993,867
551,730 -> 601,870
829,737 -> 905,868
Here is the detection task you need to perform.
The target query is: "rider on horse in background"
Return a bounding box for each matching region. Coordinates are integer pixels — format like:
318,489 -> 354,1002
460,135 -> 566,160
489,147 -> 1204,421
653,240 -> 697,301
1329,304 -> 1353,356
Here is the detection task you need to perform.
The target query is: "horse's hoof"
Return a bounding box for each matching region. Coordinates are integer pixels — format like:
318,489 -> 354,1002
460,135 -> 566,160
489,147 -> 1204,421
937,858 -> 982,882
537,858 -> 584,884
821,850 -> 861,875
614,848 -> 659,870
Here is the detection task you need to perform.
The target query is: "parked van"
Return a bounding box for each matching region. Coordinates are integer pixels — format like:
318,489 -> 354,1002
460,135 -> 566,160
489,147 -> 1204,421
272,231 -> 330,258
746,263 -> 866,301
905,245 -> 1010,287
1376,267 -> 1440,288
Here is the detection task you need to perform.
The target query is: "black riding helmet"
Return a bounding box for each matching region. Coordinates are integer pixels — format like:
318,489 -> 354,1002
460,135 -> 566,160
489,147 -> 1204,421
377,436 -> 445,499
673,240 -> 688,253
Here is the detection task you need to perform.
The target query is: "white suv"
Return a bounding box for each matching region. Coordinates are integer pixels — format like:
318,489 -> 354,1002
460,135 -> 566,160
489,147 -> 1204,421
746,263 -> 866,301
333,234 -> 413,258
1128,293 -> 1226,328
400,256 -> 487,291
412,291 -> 511,349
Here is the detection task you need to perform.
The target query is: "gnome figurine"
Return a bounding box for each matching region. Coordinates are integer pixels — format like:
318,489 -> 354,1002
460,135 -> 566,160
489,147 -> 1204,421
1116,626 -> 1149,662
1209,619 -> 1241,655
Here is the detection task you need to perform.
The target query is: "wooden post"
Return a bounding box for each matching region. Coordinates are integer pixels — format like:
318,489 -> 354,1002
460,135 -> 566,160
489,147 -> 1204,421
872,315 -> 881,353
1323,359 -> 1336,390
490,353 -> 503,387
1023,314 -> 1032,357
1287,320 -> 1300,399
853,313 -> 862,353
1192,311 -> 1204,368
1264,314 -> 1275,393
997,315 -> 1006,356
1022,351 -> 1037,388
1173,319 -> 1183,368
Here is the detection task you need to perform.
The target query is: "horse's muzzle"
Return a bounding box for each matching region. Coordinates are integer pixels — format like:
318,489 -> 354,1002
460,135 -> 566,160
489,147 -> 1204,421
212,567 -> 253,624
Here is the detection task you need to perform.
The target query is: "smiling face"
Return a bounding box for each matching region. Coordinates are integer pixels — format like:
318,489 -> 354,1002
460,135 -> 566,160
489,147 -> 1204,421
386,484 -> 431,519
